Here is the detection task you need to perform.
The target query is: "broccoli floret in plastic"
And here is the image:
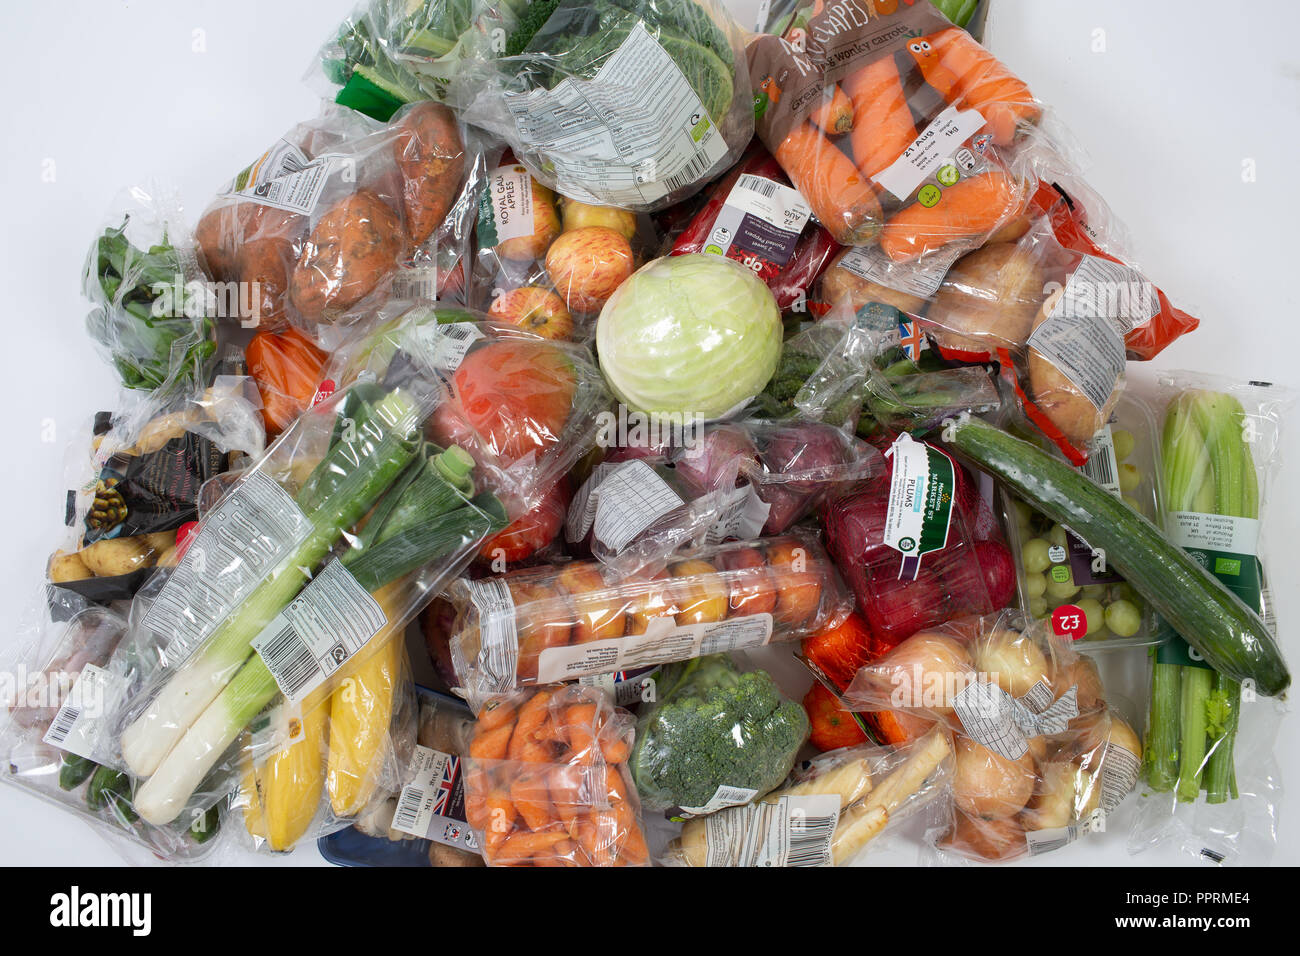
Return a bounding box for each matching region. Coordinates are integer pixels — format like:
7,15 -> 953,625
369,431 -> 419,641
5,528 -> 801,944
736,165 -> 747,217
630,655 -> 809,813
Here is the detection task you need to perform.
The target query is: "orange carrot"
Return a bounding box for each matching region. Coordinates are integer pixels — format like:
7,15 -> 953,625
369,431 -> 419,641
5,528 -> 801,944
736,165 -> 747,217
906,28 -> 1038,145
468,721 -> 512,761
476,699 -> 516,732
880,170 -> 1021,262
843,56 -> 917,180
560,703 -> 599,763
775,122 -> 883,246
510,770 -> 555,831
492,828 -> 569,866
506,689 -> 553,760
809,84 -> 854,136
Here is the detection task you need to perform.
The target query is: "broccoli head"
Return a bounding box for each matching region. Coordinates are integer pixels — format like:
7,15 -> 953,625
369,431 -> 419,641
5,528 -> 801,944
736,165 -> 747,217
630,655 -> 809,813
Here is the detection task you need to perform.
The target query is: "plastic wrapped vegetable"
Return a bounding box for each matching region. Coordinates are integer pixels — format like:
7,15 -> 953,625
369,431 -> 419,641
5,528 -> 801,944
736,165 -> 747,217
448,532 -> 851,705
462,684 -> 649,866
462,0 -> 754,212
629,654 -> 809,817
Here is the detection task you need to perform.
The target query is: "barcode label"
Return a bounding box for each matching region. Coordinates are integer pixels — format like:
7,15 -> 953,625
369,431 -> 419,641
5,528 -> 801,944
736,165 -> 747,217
391,745 -> 475,848
390,266 -> 439,302
41,663 -> 129,763
140,470 -> 311,663
736,173 -> 778,199
408,321 -> 483,373
251,559 -> 388,704
502,21 -> 727,207
1025,809 -> 1105,856
704,794 -> 840,866
468,578 -> 518,689
393,785 -> 427,834
1080,424 -> 1122,496
681,784 -> 760,819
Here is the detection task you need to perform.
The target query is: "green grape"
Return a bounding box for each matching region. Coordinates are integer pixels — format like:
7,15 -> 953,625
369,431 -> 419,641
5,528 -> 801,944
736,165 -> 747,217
1077,598 -> 1105,635
1046,574 -> 1079,601
1110,429 -> 1135,462
1011,499 -> 1033,528
1024,572 -> 1048,598
1028,596 -> 1049,618
1081,584 -> 1108,601
1048,524 -> 1069,549
1121,495 -> 1145,516
1118,462 -> 1141,493
1105,599 -> 1142,637
1022,538 -> 1051,574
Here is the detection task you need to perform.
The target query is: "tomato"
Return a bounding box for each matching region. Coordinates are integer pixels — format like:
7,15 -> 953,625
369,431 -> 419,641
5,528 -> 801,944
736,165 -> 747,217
477,479 -> 570,566
800,610 -> 874,689
803,682 -> 869,752
245,327 -> 327,436
429,340 -> 576,465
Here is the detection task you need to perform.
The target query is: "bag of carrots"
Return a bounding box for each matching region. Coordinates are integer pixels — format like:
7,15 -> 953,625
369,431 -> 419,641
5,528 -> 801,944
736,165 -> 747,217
462,684 -> 650,866
747,0 -> 1037,255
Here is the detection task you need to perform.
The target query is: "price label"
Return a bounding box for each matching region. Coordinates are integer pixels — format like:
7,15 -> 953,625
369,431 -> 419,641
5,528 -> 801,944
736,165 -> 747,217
1052,604 -> 1087,641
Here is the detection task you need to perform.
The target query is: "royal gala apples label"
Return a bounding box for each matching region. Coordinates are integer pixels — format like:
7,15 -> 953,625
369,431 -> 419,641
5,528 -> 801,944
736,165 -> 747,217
476,164 -> 535,247
882,433 -> 955,578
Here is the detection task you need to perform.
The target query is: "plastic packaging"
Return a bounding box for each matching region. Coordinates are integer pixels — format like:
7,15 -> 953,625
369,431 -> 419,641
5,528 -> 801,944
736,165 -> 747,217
823,431 -> 1015,648
749,1 -> 1035,248
193,103 -> 481,346
1129,374 -> 1293,865
1,589 -> 227,861
840,611 -> 1144,862
449,531 -> 851,705
48,380 -> 265,605
84,184 -> 217,395
629,653 -> 809,817
245,326 -> 329,437
462,683 -> 649,865
460,0 -> 754,212
1001,392 -> 1166,648
663,726 -> 953,866
472,149 -> 653,330
669,142 -> 840,312
110,353 -> 512,834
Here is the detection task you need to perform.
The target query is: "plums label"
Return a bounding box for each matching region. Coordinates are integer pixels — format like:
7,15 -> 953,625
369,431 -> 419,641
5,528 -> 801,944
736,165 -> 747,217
1052,604 -> 1087,640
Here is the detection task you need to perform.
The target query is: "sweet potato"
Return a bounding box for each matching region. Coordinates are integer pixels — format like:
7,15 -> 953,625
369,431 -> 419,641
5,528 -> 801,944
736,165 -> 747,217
393,102 -> 466,245
290,190 -> 406,319
926,243 -> 1047,358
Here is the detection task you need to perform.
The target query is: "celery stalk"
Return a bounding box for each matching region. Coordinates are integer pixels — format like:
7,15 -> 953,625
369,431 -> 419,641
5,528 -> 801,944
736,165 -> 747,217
1176,666 -> 1213,802
1144,658 -> 1181,791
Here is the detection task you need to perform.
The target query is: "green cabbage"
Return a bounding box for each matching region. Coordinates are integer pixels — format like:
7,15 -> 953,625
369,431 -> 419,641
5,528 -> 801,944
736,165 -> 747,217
596,255 -> 782,419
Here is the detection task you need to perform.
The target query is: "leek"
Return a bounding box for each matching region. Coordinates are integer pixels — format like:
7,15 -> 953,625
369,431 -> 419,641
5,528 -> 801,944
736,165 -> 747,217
121,388 -> 423,777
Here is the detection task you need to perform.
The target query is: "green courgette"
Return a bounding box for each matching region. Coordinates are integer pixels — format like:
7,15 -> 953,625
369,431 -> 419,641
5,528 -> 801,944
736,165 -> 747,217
944,415 -> 1290,696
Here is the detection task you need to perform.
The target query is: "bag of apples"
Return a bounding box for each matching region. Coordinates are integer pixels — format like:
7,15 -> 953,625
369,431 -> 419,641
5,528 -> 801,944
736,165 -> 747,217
473,149 -> 658,342
839,611 -> 1144,862
447,530 -> 852,709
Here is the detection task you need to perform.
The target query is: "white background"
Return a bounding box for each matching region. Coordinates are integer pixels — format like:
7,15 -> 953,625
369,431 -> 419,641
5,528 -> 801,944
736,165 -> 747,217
0,0 -> 1295,866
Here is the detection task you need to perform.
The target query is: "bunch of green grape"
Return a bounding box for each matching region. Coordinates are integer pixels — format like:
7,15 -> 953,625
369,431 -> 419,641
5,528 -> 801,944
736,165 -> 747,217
1008,429 -> 1149,641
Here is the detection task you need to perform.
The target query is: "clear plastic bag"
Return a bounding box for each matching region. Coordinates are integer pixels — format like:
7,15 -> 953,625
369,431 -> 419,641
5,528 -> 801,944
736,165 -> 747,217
84,183 -> 217,396
193,103 -> 482,347
749,1 -> 1036,248
628,653 -> 809,818
663,726 -> 953,866
462,683 -> 649,865
840,611 -> 1144,862
1129,374 -> 1293,865
1,589 -> 228,862
449,531 -> 852,706
460,0 -> 754,212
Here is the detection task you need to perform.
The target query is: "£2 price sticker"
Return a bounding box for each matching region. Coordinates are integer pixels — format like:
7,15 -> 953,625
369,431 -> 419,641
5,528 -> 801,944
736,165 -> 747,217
1052,604 -> 1087,641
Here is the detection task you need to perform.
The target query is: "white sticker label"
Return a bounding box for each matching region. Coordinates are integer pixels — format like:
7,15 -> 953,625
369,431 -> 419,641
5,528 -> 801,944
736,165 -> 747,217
390,266 -> 440,302
408,321 -> 484,373
468,578 -> 518,689
224,139 -> 333,215
579,669 -> 658,707
503,21 -> 729,207
1080,424 -> 1122,496
391,745 -> 474,849
1101,744 -> 1141,813
566,460 -> 684,553
704,793 -> 840,867
42,664 -> 130,764
1024,808 -> 1106,855
251,559 -> 387,704
140,470 -> 312,662
1166,512 -> 1260,556
874,105 -> 989,200
537,613 -> 772,683
951,681 -> 1079,759
837,242 -> 964,299
705,484 -> 771,544
704,173 -> 812,266
484,164 -> 536,243
677,784 -> 760,818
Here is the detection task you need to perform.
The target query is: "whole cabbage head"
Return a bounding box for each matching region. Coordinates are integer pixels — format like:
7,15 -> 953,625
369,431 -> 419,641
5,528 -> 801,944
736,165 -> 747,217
596,254 -> 782,420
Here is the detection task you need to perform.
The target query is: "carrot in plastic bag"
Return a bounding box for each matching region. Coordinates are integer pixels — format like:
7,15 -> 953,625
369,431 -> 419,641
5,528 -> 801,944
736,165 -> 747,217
906,29 -> 1038,146
844,57 -> 918,180
809,84 -> 854,136
879,170 -> 1020,262
776,122 -> 883,246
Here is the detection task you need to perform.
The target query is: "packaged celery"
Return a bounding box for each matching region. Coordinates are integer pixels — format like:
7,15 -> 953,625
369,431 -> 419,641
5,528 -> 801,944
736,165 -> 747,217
1130,373 -> 1294,865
